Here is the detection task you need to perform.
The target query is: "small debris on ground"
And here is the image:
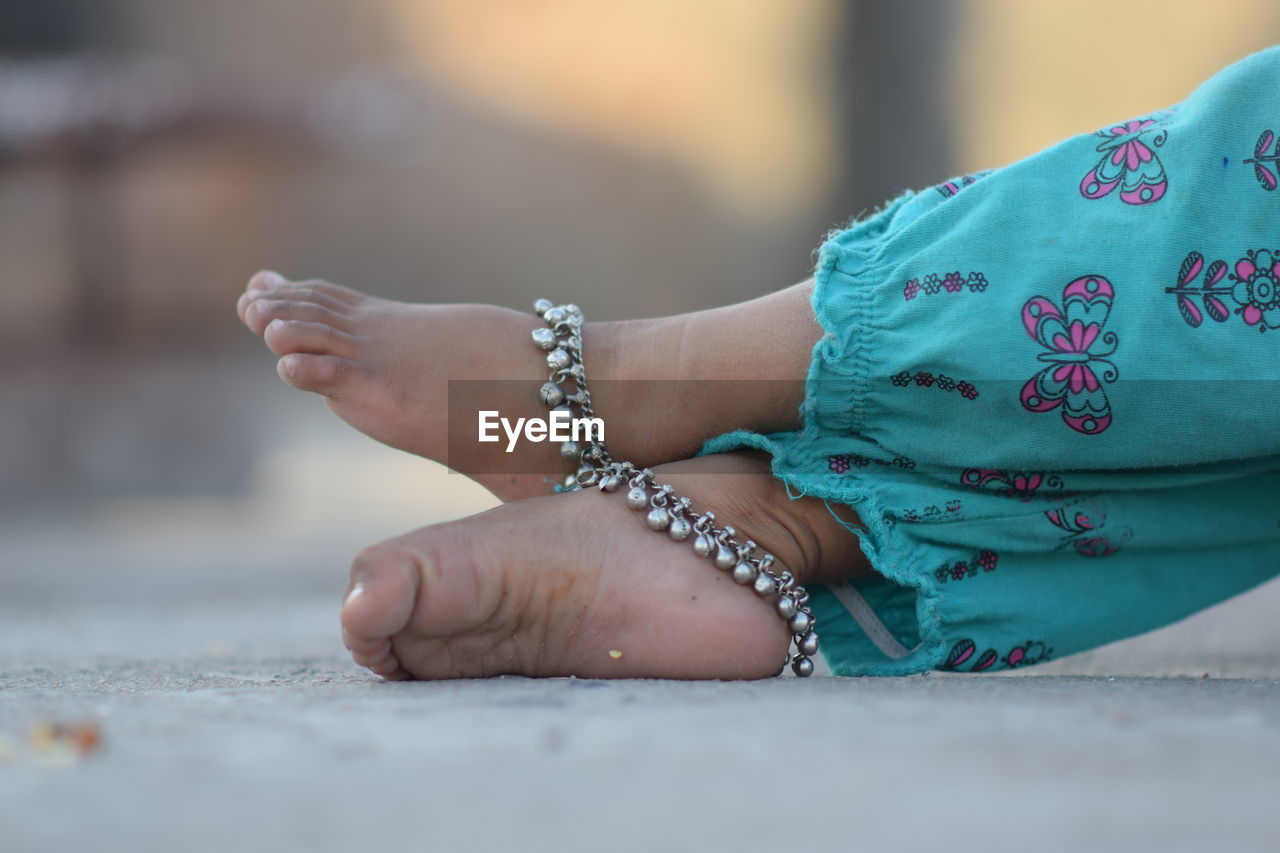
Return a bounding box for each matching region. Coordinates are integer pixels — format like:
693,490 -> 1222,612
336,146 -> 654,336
21,720 -> 104,765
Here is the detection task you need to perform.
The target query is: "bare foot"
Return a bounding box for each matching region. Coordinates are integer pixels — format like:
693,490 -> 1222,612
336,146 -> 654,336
237,271 -> 820,501
339,452 -> 867,680
236,271 -> 549,496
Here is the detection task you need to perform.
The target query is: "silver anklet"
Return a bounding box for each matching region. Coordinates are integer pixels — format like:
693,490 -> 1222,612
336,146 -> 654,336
531,299 -> 819,677
530,299 -> 612,490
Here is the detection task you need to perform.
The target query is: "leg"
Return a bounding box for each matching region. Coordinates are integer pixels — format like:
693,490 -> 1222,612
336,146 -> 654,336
704,48 -> 1280,677
338,451 -> 869,680
237,271 -> 820,501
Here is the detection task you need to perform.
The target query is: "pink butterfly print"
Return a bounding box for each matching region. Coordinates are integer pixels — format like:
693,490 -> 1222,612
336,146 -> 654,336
1044,504 -> 1130,558
1044,506 -> 1101,536
1079,116 -> 1170,205
1071,536 -> 1122,559
1244,129 -> 1279,191
960,468 -> 1064,501
1021,276 -> 1119,436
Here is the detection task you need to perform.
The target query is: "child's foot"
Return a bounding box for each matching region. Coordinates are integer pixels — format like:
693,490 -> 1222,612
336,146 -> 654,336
339,452 -> 867,680
236,271 -> 550,497
237,271 -> 820,501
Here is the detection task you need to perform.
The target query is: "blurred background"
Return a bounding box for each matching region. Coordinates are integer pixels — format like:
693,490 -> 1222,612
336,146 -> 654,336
1,0 -> 1278,674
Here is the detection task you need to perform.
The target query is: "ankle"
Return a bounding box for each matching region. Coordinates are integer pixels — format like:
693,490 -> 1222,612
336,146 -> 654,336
649,452 -> 868,586
580,317 -> 806,470
583,285 -> 818,440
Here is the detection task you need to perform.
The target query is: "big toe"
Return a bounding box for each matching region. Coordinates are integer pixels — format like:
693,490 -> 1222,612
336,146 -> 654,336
341,544 -> 423,679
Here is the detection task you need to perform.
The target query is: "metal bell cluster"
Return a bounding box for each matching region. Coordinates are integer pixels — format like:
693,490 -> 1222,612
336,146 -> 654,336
532,299 -> 611,488
605,461 -> 820,677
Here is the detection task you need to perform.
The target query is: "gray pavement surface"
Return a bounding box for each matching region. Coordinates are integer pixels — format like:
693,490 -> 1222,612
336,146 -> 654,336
3,365 -> 1280,853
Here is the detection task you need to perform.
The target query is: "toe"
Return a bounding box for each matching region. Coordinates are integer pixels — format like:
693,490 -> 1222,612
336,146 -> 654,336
371,659 -> 412,681
290,278 -> 363,305
248,285 -> 356,314
342,627 -> 390,662
341,544 -> 423,647
247,269 -> 287,294
264,318 -> 360,358
239,271 -> 364,325
250,278 -> 362,308
343,628 -> 412,681
243,298 -> 353,336
276,353 -> 356,392
238,270 -> 286,323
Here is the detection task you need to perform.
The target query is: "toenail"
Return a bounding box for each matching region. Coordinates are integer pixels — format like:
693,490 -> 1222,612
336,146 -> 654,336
266,318 -> 285,335
342,582 -> 365,612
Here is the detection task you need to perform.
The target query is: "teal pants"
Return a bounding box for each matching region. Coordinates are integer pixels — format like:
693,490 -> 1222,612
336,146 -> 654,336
706,47 -> 1280,676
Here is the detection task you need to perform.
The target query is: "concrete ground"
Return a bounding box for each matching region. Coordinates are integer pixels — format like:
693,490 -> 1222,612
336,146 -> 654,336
3,364 -> 1279,852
